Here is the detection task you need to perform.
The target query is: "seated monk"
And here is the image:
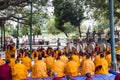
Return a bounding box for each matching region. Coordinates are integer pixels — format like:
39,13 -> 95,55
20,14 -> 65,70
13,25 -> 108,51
60,52 -> 68,65
32,49 -> 38,60
45,54 -> 54,70
72,52 -> 81,67
65,56 -> 79,76
21,53 -> 32,70
95,54 -> 109,74
31,55 -> 48,78
51,56 -> 65,77
12,59 -> 28,80
0,60 -> 12,80
81,54 -> 95,75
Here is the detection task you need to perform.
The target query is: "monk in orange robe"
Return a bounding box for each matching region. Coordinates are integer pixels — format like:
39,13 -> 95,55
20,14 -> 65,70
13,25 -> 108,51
22,53 -> 32,70
95,54 -> 109,74
32,49 -> 38,60
31,55 -> 48,78
65,57 -> 79,76
45,54 -> 54,70
81,55 -> 95,75
51,57 -> 65,77
12,60 -> 28,80
72,53 -> 80,67
60,52 -> 68,65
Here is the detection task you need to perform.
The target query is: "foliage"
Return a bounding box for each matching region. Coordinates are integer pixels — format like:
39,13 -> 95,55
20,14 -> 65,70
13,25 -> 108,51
84,0 -> 120,22
46,17 -> 60,35
52,0 -> 85,36
93,20 -> 109,32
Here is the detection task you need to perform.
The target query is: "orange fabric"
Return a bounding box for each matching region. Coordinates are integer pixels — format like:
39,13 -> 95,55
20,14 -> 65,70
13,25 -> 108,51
94,54 -> 100,67
45,56 -> 54,69
12,63 -> 28,80
72,54 -> 80,67
81,58 -> 95,75
22,56 -> 32,70
66,60 -> 79,76
60,55 -> 68,65
81,56 -> 86,67
31,60 -> 48,78
32,51 -> 38,60
54,51 -> 59,59
5,47 -> 11,60
95,58 -> 109,74
9,58 -> 16,69
0,58 -> 4,66
51,60 -> 65,77
105,54 -> 111,67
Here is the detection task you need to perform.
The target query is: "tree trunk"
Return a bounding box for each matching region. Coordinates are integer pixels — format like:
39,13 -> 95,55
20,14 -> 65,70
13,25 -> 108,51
63,31 -> 68,38
77,25 -> 81,38
33,35 -> 35,44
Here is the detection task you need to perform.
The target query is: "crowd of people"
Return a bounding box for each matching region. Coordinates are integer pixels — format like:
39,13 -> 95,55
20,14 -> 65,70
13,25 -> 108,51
0,40 -> 120,80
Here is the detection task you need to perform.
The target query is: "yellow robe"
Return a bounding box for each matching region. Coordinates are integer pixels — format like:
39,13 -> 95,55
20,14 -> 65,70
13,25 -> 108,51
81,59 -> 95,75
94,54 -> 100,67
31,60 -> 48,78
5,45 -> 16,60
95,58 -> 109,74
9,58 -> 16,69
5,47 -> 10,60
66,60 -> 79,76
116,44 -> 120,53
0,58 -> 4,66
72,54 -> 80,67
81,55 -> 86,67
32,51 -> 38,60
12,63 -> 28,80
10,45 -> 16,55
105,54 -> 111,67
60,55 -> 68,65
45,56 -> 54,69
51,60 -> 65,77
22,56 -> 32,70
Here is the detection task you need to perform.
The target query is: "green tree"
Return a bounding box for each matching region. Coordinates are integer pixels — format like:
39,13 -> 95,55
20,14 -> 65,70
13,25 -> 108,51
84,0 -> 120,23
52,0 -> 85,37
46,17 -> 60,35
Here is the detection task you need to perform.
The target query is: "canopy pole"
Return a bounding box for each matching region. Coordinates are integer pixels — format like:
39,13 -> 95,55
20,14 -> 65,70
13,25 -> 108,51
109,0 -> 117,71
30,0 -> 33,58
17,19 -> 19,49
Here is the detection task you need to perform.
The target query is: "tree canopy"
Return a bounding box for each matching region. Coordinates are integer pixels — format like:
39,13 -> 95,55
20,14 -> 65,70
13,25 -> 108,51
52,0 -> 85,37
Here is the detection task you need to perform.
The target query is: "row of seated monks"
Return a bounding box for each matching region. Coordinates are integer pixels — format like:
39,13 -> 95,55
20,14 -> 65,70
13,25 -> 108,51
0,42 -> 114,80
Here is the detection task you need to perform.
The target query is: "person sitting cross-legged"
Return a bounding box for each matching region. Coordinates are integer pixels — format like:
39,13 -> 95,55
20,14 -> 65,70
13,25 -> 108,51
12,59 -> 28,80
31,55 -> 48,78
